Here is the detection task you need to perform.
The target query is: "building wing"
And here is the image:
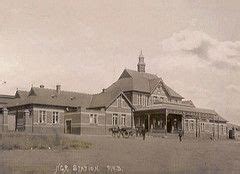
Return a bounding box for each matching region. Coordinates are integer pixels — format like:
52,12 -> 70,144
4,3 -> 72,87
7,87 -> 93,108
0,94 -> 15,108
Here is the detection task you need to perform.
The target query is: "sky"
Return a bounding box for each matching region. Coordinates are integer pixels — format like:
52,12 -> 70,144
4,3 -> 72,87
0,0 -> 240,124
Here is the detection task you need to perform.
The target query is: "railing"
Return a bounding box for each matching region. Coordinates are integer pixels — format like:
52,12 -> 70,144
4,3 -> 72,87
153,99 -> 194,107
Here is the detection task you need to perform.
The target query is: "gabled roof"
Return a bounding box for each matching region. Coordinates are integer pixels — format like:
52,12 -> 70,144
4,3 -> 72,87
89,89 -> 121,109
89,69 -> 184,108
214,115 -> 228,122
15,90 -> 29,98
120,69 -> 158,80
88,80 -> 134,109
0,94 -> 15,108
149,78 -> 161,93
7,87 -> 92,108
5,69 -> 183,109
162,82 -> 184,99
0,94 -> 15,100
119,69 -> 183,98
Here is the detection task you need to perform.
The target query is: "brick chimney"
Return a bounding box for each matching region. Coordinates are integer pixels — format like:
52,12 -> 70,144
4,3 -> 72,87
56,85 -> 61,94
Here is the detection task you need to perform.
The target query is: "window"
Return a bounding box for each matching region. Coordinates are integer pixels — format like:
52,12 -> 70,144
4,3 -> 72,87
149,96 -> 153,105
190,120 -> 194,130
112,114 -> 118,126
221,125 -> 224,135
90,114 -> 98,124
142,95 -> 146,106
137,94 -> 143,105
137,94 -> 140,105
146,96 -> 149,106
52,111 -> 59,124
160,97 -> 164,102
38,110 -> 46,123
140,94 -> 142,105
141,95 -> 148,106
153,96 -> 158,104
121,114 -> 126,126
200,123 -> 205,132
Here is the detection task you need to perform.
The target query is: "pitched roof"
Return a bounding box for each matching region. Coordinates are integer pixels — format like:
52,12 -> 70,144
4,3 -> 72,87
119,69 -> 183,98
136,103 -> 217,114
5,69 -> 183,109
135,103 -> 227,122
162,82 -> 184,99
214,115 -> 228,122
7,87 -> 92,108
88,80 -> 133,109
15,90 -> 29,98
0,94 -> 15,108
122,69 -> 158,80
89,69 -> 183,108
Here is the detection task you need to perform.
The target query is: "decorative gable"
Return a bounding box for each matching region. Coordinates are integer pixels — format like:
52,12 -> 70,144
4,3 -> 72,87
15,92 -> 20,98
108,94 -> 132,109
28,88 -> 37,96
119,69 -> 132,79
152,84 -> 167,97
111,98 -> 118,107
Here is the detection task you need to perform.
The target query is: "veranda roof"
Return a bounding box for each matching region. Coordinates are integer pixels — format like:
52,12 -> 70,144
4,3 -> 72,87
135,103 -> 227,122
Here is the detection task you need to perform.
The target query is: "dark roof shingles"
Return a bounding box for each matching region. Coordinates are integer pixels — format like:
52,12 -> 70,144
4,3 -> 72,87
7,87 -> 92,108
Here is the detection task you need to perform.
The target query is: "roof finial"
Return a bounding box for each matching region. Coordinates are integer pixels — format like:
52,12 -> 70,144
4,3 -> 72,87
137,50 -> 146,73
139,49 -> 144,57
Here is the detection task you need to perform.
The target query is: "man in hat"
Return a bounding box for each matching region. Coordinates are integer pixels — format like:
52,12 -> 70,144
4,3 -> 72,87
178,129 -> 183,142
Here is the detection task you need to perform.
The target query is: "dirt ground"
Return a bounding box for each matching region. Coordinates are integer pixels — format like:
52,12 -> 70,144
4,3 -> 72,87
1,135 -> 240,174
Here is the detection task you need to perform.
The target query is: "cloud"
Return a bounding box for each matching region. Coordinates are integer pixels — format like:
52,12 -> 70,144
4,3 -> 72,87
161,30 -> 240,70
155,30 -> 240,125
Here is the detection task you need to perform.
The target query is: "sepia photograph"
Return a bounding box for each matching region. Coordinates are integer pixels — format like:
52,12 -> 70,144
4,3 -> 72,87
0,0 -> 240,173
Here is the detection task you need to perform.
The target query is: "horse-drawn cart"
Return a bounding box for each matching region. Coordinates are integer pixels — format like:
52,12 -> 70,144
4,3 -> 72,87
109,127 -> 136,138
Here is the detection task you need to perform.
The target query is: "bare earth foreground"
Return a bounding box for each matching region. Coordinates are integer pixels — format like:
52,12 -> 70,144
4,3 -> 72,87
1,135 -> 240,174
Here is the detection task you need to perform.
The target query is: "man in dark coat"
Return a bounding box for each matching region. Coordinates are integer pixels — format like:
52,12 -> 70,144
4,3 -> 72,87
178,129 -> 183,142
142,124 -> 146,140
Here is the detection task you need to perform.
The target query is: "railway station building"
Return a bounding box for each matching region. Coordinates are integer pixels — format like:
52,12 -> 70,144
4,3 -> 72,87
0,53 -> 228,138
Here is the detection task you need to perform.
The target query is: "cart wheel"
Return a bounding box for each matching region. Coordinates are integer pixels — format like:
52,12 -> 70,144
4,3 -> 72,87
123,132 -> 129,138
